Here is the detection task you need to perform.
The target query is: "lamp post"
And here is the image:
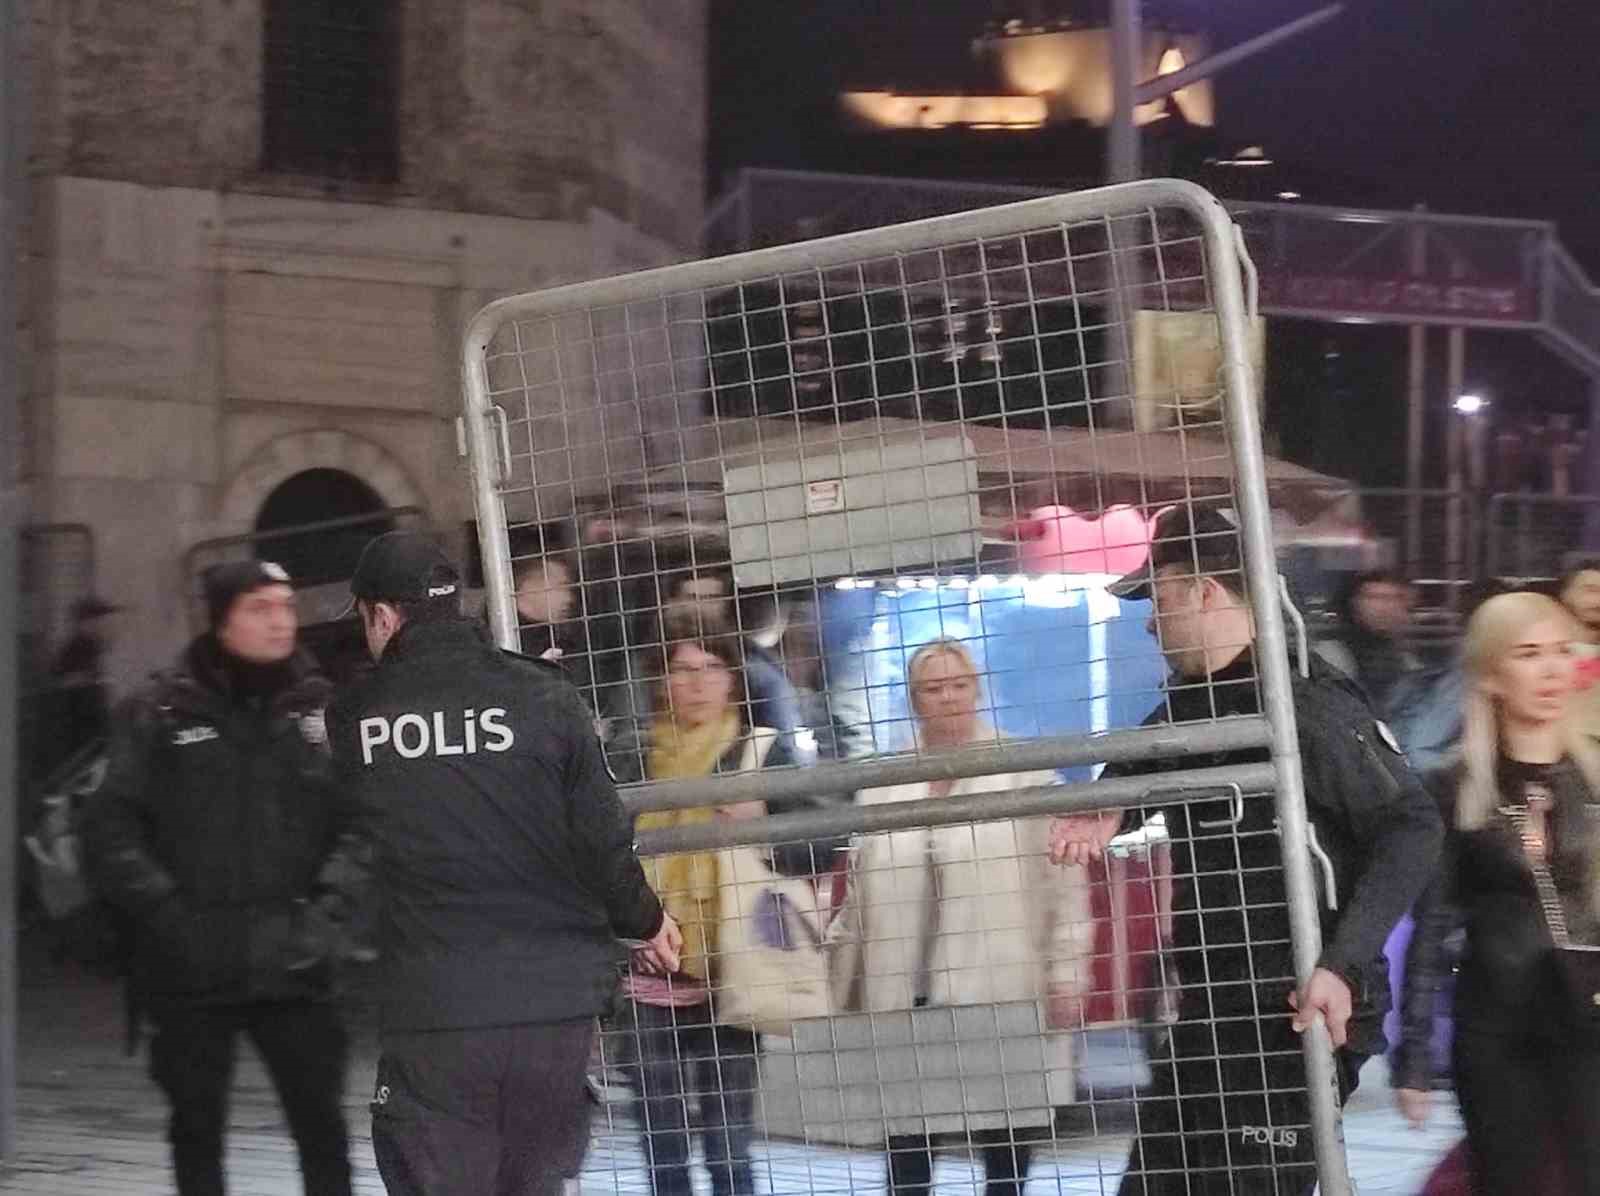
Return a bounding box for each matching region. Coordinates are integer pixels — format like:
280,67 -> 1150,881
1453,391 -> 1490,581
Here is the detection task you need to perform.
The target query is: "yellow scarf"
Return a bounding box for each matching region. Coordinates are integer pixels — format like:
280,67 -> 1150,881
636,710 -> 741,981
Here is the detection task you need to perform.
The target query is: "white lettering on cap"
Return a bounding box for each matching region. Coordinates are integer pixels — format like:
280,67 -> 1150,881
427,583 -> 458,598
261,561 -> 291,583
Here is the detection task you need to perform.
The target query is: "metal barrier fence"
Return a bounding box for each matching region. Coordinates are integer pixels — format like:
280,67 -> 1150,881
1484,492 -> 1600,584
461,180 -> 1344,1193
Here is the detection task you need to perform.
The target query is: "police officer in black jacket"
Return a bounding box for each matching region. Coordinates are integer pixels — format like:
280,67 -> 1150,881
1050,504 -> 1443,1195
327,531 -> 682,1196
84,560 -> 360,1196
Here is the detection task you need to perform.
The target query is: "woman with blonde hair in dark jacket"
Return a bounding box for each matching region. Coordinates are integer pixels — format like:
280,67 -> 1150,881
1397,591 -> 1600,1193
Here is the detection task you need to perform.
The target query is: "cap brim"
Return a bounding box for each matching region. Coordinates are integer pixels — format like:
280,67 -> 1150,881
1107,565 -> 1153,600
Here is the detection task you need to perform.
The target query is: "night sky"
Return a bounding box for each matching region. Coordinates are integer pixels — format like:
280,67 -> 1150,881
709,1 -> 1600,483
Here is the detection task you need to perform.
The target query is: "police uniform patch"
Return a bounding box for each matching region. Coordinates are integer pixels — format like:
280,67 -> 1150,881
298,711 -> 328,746
1374,720 -> 1403,754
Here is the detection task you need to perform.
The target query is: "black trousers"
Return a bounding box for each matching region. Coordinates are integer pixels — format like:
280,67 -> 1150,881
1454,1023 -> 1600,1194
371,1019 -> 597,1196
887,1129 -> 1035,1196
148,1000 -> 352,1196
1117,1016 -> 1361,1196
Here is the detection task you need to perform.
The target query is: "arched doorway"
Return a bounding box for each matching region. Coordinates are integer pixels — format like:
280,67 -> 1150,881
253,468 -> 395,586
252,469 -> 399,684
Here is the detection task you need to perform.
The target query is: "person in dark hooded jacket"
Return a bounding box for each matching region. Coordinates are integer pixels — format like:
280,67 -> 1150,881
1396,591 -> 1600,1192
1314,570 -> 1421,717
83,560 -> 361,1196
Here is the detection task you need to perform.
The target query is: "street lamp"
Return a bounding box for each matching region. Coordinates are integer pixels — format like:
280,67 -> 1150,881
1454,393 -> 1488,416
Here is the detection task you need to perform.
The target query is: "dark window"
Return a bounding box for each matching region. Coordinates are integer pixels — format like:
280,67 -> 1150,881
262,0 -> 400,182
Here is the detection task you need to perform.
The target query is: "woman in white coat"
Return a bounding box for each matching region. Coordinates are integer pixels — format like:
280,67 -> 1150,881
837,638 -> 1094,1196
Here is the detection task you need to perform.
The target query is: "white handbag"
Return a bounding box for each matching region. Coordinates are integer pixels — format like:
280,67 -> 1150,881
711,844 -> 834,1036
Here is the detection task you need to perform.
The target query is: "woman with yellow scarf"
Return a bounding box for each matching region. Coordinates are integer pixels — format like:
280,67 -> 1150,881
611,633 -> 810,1196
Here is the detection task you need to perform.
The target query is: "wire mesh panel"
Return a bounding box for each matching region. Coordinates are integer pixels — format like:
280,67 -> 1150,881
1484,492 -> 1600,584
460,181 -> 1348,1195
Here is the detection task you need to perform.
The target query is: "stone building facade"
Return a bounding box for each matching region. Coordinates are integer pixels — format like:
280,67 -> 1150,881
21,0 -> 707,688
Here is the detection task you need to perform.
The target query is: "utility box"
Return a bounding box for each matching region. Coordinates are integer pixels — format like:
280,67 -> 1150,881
721,426 -> 982,587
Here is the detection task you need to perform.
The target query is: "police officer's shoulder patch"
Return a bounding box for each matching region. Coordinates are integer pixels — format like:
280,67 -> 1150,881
1373,720 -> 1404,754
298,710 -> 328,746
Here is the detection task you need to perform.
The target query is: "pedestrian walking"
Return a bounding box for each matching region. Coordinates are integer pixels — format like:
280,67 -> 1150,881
1396,591 -> 1600,1193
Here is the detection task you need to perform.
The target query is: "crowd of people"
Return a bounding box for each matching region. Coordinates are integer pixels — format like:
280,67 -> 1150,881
41,512 -> 1600,1195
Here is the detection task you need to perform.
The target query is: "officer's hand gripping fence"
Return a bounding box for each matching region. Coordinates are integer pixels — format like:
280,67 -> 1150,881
460,180 -> 1348,1195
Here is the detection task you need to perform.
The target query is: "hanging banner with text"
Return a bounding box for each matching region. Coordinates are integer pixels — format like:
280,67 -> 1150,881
1257,272 -> 1539,325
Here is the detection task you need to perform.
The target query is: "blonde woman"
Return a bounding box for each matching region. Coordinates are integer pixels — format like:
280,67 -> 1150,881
1397,592 -> 1600,1193
838,638 -> 1093,1196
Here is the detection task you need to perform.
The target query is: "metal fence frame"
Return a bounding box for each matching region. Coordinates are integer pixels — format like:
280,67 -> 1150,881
460,179 -> 1347,1193
1485,491 -> 1600,583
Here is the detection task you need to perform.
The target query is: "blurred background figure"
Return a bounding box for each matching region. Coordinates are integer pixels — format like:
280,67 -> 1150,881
1316,570 -> 1421,717
1397,591 -> 1600,1193
36,595 -> 123,779
834,638 -> 1091,1196
515,549 -> 602,705
1558,558 -> 1600,740
737,592 -> 810,763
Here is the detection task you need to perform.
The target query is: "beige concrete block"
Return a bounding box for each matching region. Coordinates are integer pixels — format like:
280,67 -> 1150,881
222,272 -> 440,410
52,396 -> 217,483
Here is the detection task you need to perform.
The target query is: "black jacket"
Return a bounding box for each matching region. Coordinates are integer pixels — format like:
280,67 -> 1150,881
326,617 -> 664,1032
82,638 -> 360,1011
1106,651 -> 1443,1057
1396,758 -> 1600,1089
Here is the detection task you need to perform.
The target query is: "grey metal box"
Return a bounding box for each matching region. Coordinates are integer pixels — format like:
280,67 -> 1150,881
722,428 -> 982,587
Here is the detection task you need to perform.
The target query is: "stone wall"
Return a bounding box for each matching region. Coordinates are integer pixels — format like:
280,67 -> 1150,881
31,0 -> 707,250
22,1 -> 707,687
30,176 -> 692,689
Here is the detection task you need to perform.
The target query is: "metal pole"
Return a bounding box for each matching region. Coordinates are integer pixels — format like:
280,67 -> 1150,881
1446,328 -> 1466,589
1587,377 -> 1600,551
1467,411 -> 1487,583
1108,0 -> 1142,184
1134,4 -> 1344,105
1202,192 -> 1354,1195
1105,0 -> 1142,425
0,0 -> 23,1160
1406,208 -> 1427,575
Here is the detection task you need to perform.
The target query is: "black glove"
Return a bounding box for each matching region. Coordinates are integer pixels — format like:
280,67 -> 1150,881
285,898 -> 343,972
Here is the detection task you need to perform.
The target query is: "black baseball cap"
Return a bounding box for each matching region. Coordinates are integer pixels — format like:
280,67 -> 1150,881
342,532 -> 460,616
203,560 -> 293,629
1109,503 -> 1243,600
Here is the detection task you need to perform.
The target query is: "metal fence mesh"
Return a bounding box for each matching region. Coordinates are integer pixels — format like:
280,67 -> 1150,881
461,182 -> 1343,1194
1485,492 -> 1600,584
